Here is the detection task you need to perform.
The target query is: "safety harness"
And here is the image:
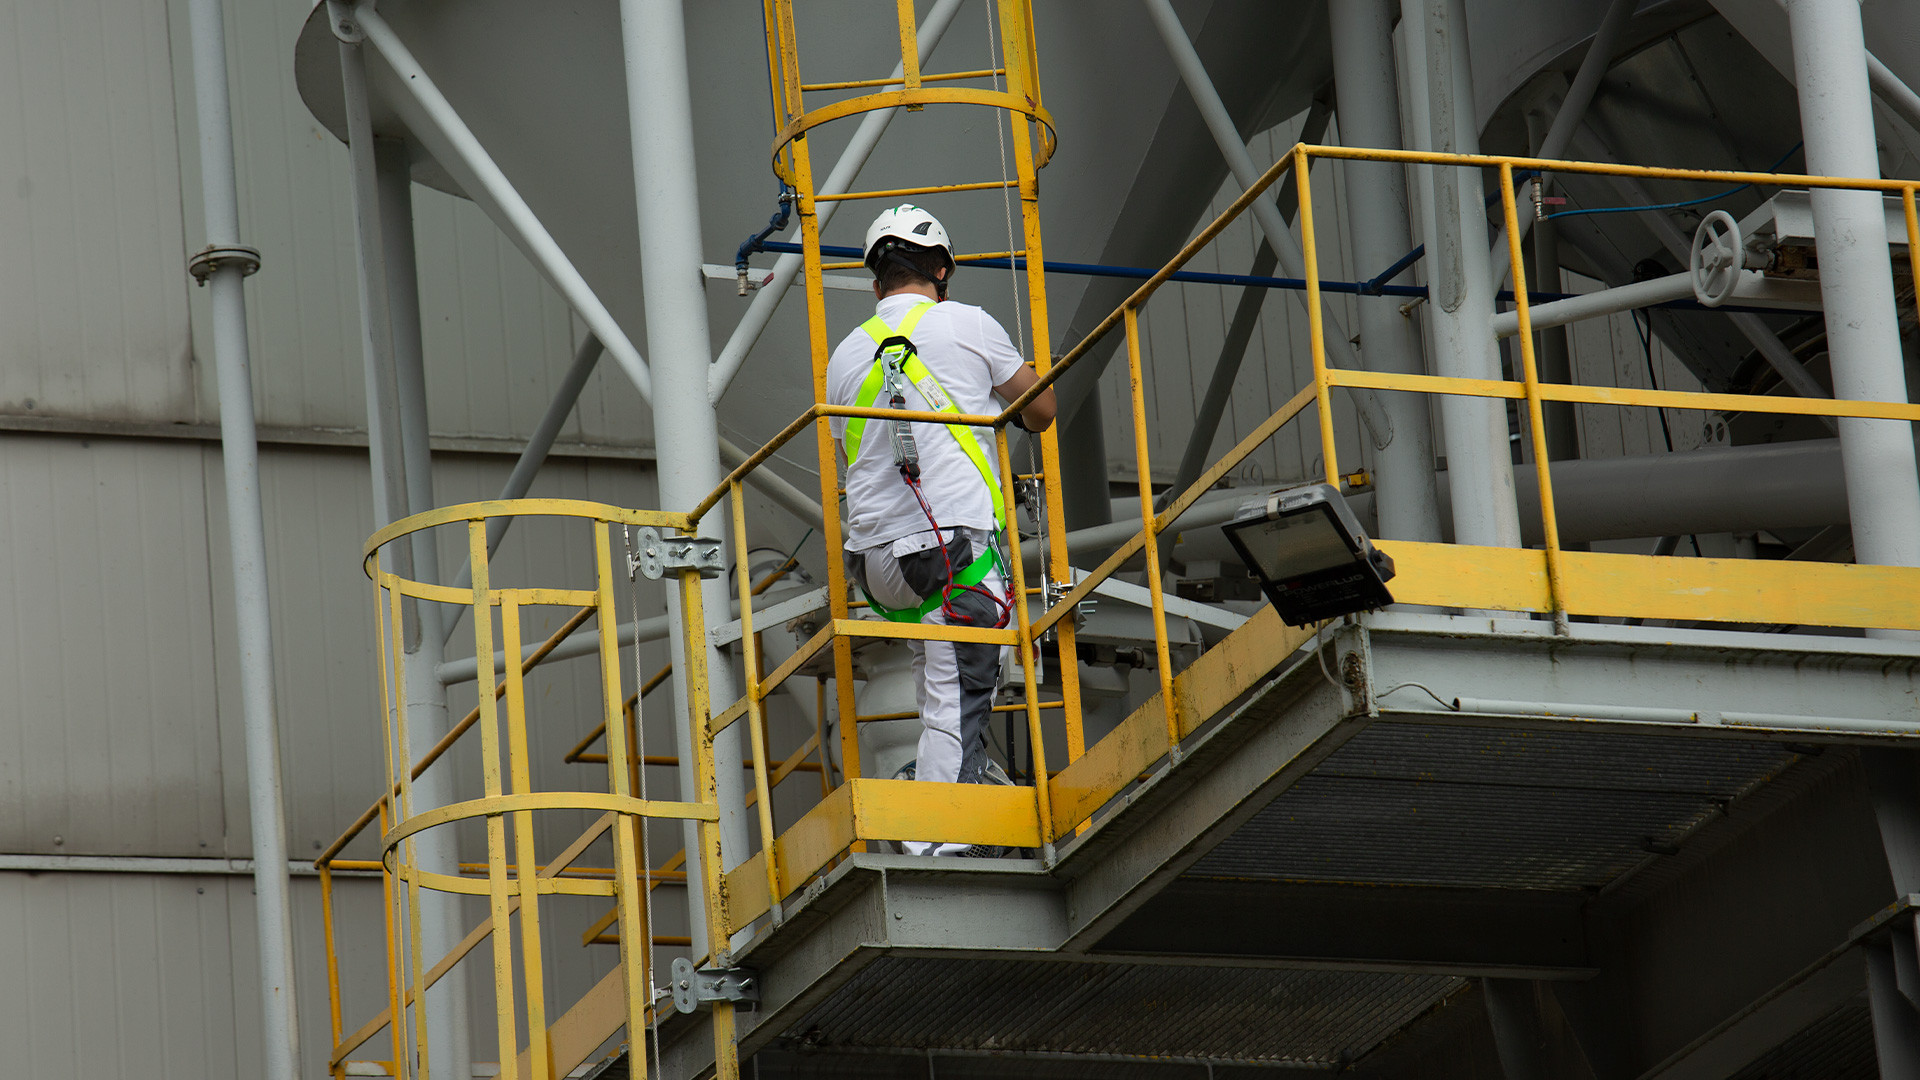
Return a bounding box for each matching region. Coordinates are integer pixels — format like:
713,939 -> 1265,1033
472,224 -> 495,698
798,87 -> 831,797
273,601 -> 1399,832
844,301 -> 1010,625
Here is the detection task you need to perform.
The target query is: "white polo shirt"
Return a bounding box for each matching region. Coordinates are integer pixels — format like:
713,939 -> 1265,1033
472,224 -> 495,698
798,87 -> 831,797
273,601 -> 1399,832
826,294 -> 1026,553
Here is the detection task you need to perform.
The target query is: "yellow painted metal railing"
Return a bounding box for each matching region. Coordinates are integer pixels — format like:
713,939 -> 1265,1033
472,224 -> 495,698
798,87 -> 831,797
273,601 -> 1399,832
320,14 -> 1920,1079
706,142 -> 1920,925
320,501 -> 740,1080
754,0 -> 1088,865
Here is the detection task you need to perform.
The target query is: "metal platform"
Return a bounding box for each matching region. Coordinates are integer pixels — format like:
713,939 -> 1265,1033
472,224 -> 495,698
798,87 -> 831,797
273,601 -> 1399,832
641,611 -> 1920,1077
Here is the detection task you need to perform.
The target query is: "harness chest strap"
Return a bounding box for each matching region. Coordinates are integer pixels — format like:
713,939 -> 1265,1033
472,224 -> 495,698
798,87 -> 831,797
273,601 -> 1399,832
844,301 -> 1007,529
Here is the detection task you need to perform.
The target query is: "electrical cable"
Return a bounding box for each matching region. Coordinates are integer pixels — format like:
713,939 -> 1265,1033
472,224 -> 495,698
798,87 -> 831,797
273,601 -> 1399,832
984,0 -> 1026,357
1375,682 -> 1457,710
1544,142 -> 1803,222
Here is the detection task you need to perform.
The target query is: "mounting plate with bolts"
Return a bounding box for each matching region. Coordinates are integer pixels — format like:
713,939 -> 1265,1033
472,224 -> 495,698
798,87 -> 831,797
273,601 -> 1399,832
669,957 -> 759,1014
629,527 -> 725,580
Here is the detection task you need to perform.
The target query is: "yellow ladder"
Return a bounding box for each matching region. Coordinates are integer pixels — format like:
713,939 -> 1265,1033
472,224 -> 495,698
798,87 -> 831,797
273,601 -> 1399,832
762,0 -> 1089,800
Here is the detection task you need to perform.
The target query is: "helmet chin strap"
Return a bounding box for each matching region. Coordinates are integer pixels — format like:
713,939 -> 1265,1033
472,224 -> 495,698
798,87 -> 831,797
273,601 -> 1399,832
875,242 -> 951,299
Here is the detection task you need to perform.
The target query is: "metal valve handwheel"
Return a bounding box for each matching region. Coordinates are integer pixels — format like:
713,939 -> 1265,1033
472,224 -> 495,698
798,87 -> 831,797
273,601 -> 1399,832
1691,209 -> 1743,308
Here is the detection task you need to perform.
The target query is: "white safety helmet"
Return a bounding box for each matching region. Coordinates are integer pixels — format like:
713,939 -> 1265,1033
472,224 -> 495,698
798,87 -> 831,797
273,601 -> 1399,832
863,204 -> 957,280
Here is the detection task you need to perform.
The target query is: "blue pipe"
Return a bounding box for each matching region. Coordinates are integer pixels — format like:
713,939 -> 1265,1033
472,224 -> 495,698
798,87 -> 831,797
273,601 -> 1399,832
734,186 -> 794,292
749,240 -> 1813,319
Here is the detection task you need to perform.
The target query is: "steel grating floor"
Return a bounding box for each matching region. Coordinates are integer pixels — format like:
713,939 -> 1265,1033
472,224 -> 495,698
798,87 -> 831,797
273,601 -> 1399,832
779,956 -> 1461,1067
1727,997 -> 1878,1080
1186,722 -> 1802,889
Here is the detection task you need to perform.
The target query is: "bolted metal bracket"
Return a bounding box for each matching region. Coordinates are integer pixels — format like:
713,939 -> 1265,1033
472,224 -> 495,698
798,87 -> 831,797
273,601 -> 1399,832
323,0 -> 368,42
628,527 -> 725,581
669,957 -> 758,1014
187,245 -> 262,286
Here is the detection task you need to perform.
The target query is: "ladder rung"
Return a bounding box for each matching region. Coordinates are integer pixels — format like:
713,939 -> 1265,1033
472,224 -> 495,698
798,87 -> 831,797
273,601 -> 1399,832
821,249 -> 1026,272
800,67 -> 1005,93
814,179 -> 1020,203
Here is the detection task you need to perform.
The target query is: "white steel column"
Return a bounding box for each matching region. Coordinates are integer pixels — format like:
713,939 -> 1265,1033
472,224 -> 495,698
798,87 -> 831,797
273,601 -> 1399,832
374,135 -> 476,1079
185,1 -> 298,1076
1784,0 -> 1920,576
328,7 -> 472,1075
1329,0 -> 1443,542
619,0 -> 748,950
1398,0 -> 1524,550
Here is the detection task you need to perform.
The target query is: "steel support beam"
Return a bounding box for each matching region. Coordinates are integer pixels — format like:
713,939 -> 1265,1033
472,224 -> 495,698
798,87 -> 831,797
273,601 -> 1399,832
438,334 -> 604,645
1524,102 -> 1581,464
1868,928 -> 1920,1077
1141,0 -> 1393,449
1488,0 -> 1638,287
1398,0 -> 1525,552
706,0 -> 966,402
186,2 -> 298,1076
352,5 -> 652,404
1784,0 -> 1920,589
618,0 -> 747,952
1097,880 -> 1593,977
1870,51 -> 1920,134
1158,95 -> 1329,510
1330,0 -> 1444,542
329,8 -> 474,1075
1483,979 -> 1558,1080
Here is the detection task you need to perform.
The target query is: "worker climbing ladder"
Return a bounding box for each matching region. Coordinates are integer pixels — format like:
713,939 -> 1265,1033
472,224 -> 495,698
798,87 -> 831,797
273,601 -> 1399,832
761,0 -> 1088,804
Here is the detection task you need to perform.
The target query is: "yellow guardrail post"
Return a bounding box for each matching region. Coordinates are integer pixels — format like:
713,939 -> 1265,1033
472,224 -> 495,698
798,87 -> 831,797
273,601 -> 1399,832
1122,306 -> 1181,754
499,593 -> 550,1076
592,520 -> 652,1079
1498,162 -> 1572,634
370,573 -> 406,1078
677,553 -> 739,1078
466,520 -> 521,1079
1904,187 -> 1920,327
775,10 -> 867,797
1293,145 -> 1341,486
996,428 -> 1053,842
894,0 -> 921,98
731,481 -> 784,921
387,580 -> 430,1079
996,0 -> 1085,770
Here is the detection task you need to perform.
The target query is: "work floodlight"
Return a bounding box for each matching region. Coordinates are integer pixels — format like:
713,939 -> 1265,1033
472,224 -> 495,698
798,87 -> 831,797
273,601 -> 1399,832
1221,483 -> 1396,626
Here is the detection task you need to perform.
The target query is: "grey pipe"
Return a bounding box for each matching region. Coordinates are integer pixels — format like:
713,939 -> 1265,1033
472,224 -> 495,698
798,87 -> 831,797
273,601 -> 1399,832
1496,438 -> 1857,544
186,1 -> 298,1076
1566,125 -> 1835,424
333,14 -> 472,1073
1868,52 -> 1920,133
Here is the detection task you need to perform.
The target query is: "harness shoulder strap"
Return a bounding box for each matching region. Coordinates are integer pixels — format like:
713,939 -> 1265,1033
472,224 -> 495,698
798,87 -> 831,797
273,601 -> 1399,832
844,301 -> 937,461
841,302 -> 1008,529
